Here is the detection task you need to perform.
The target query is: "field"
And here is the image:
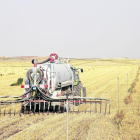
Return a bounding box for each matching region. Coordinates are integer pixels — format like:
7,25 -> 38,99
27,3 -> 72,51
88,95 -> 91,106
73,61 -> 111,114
0,57 -> 140,140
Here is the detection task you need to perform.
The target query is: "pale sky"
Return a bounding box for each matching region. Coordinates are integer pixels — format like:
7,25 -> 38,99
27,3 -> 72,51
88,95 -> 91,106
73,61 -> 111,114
0,0 -> 140,58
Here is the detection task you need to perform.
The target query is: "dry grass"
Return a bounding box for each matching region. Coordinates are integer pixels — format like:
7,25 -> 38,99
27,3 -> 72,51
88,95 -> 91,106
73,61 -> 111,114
114,110 -> 124,127
124,94 -> 133,104
0,58 -> 140,139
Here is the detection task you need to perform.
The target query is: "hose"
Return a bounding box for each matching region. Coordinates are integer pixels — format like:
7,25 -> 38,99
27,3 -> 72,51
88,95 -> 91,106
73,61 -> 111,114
0,68 -> 45,100
32,58 -> 50,64
27,68 -> 44,85
0,88 -> 32,99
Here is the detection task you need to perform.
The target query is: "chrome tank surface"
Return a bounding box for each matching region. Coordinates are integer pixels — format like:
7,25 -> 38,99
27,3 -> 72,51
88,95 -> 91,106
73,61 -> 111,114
24,60 -> 73,95
49,63 -> 72,93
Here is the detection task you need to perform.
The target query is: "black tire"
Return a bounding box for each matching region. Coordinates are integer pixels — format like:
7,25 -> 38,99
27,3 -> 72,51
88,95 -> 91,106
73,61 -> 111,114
21,105 -> 24,113
83,87 -> 86,102
20,105 -> 31,114
73,82 -> 83,105
73,82 -> 83,96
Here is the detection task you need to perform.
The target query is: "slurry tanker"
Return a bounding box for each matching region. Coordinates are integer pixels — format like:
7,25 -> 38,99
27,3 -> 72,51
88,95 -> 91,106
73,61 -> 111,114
21,53 -> 86,112
0,53 -> 111,116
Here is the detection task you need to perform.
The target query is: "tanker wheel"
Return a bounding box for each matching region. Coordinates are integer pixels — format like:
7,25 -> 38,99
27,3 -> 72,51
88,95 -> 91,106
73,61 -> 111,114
21,105 -> 24,113
21,104 -> 35,114
83,87 -> 86,102
73,81 -> 83,106
20,105 -> 30,114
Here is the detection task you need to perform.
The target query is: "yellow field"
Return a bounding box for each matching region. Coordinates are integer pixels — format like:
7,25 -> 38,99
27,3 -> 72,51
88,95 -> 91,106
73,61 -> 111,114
0,58 -> 140,140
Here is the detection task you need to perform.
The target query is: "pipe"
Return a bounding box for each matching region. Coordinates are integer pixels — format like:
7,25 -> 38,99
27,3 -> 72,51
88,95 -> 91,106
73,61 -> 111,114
51,63 -> 54,93
33,59 -> 37,86
32,58 -> 50,64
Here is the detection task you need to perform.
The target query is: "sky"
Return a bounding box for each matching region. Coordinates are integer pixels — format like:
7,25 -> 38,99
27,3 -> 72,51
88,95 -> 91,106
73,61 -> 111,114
0,0 -> 140,58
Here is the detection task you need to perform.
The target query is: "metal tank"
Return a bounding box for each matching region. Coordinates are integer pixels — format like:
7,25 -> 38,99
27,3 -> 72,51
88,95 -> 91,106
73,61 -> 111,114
24,56 -> 73,96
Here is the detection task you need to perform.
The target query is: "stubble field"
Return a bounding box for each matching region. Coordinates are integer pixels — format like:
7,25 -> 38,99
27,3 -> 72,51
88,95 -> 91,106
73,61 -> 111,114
0,57 -> 140,140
